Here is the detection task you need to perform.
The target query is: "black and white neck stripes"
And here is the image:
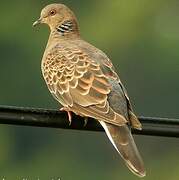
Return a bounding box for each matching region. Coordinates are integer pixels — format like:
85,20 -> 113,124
57,20 -> 74,35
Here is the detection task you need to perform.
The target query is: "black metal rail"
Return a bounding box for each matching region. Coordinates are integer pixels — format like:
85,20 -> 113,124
0,106 -> 179,138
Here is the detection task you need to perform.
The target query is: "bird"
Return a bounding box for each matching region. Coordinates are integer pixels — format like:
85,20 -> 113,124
33,3 -> 146,177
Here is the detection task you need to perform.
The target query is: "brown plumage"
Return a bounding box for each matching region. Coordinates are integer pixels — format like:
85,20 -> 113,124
33,3 -> 146,177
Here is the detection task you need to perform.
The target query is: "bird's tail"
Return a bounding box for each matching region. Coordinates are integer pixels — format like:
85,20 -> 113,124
100,121 -> 146,177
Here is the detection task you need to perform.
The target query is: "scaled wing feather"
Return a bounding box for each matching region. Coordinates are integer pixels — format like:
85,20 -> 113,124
42,46 -> 127,126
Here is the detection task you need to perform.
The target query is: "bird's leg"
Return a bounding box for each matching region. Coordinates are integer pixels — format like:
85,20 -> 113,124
60,107 -> 72,125
84,117 -> 88,127
73,111 -> 88,127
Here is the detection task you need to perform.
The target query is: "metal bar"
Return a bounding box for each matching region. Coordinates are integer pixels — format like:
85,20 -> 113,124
0,106 -> 179,138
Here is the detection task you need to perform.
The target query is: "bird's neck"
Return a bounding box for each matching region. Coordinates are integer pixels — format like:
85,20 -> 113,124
49,19 -> 80,41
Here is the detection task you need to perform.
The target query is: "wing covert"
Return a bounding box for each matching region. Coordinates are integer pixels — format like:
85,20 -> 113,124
42,45 -> 128,126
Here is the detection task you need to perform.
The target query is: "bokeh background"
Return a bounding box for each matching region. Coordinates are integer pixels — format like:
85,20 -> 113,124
0,0 -> 179,179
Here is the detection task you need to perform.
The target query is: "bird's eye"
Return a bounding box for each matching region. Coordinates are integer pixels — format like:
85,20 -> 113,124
49,10 -> 56,16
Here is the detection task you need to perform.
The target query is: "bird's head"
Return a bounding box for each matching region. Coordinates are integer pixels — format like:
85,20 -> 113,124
33,3 -> 79,35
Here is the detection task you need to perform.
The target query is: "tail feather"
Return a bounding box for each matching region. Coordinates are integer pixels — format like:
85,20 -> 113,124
100,121 -> 146,177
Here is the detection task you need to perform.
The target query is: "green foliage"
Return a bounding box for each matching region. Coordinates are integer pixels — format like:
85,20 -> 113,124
0,0 -> 179,179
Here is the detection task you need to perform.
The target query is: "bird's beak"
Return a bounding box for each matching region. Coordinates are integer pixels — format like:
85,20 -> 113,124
33,18 -> 42,27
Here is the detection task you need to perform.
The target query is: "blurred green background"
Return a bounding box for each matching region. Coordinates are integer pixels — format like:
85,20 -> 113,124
0,0 -> 179,179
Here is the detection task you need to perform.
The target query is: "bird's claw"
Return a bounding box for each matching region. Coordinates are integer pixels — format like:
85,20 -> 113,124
60,107 -> 72,126
84,117 -> 88,127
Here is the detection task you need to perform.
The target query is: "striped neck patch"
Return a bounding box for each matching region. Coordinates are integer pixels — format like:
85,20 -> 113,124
57,20 -> 73,35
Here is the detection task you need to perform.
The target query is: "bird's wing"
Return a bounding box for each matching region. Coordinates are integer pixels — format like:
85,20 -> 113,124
42,46 -> 128,126
90,49 -> 141,129
78,44 -> 141,129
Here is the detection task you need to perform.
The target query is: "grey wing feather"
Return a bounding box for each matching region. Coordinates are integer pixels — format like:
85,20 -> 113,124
108,78 -> 129,120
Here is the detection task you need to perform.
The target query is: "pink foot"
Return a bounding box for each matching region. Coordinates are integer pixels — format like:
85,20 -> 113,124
60,107 -> 72,125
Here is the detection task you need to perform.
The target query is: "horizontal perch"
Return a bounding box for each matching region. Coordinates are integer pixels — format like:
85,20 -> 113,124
0,106 -> 179,138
